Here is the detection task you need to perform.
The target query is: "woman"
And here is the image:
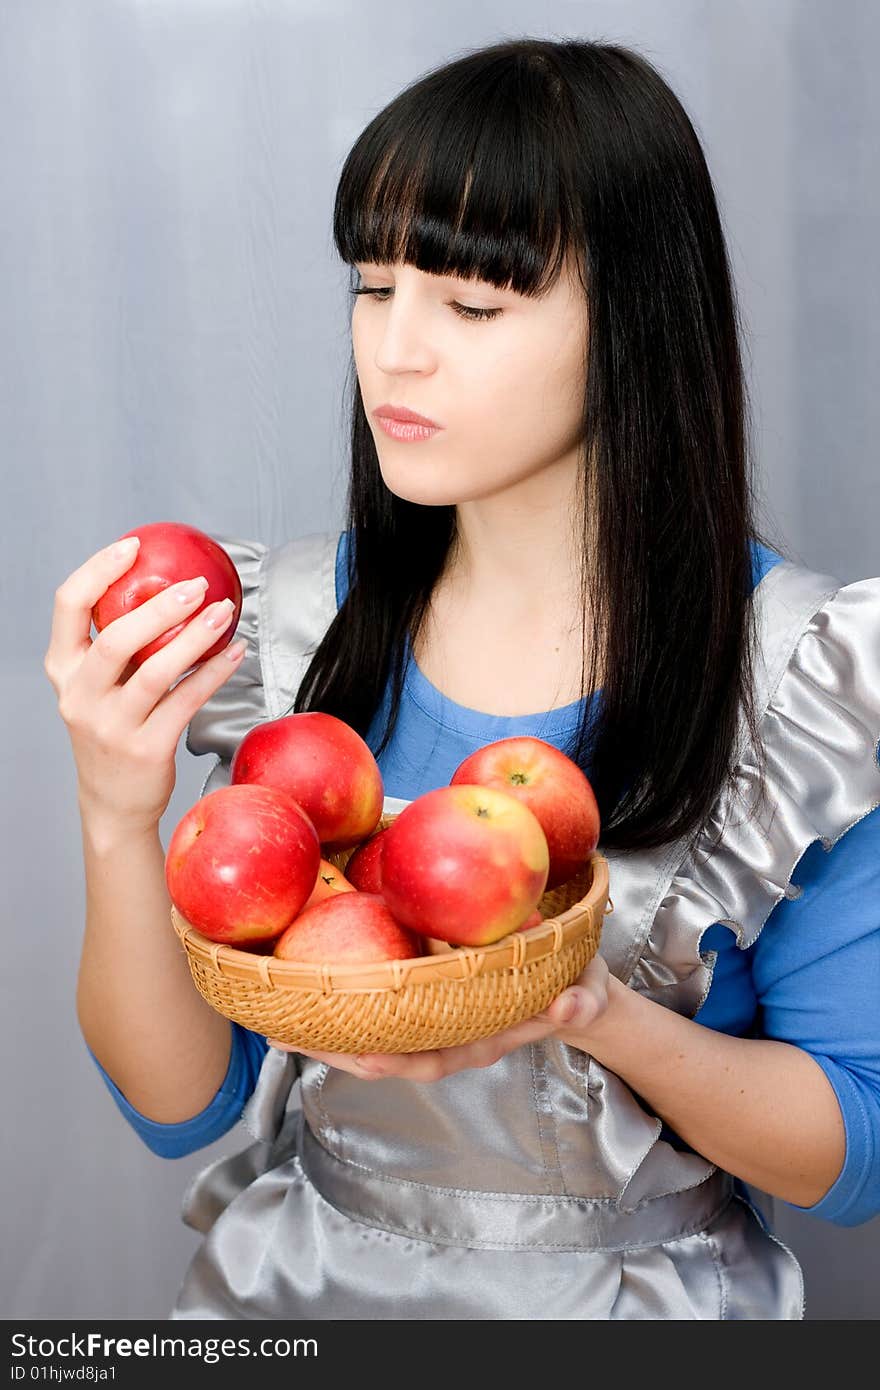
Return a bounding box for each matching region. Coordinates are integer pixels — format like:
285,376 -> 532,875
46,37 -> 880,1319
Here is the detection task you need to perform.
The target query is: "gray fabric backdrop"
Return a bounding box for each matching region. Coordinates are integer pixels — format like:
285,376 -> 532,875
2,0 -> 877,1320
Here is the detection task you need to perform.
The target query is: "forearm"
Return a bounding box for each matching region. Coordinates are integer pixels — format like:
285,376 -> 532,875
575,977 -> 846,1209
77,810 -> 233,1124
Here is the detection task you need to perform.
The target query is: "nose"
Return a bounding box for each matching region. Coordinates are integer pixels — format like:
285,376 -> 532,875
369,290 -> 437,375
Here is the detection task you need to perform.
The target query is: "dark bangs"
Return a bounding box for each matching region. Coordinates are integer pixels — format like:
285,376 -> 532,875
332,48 -> 580,299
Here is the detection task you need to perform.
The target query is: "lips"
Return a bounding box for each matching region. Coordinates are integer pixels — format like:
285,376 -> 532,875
373,404 -> 441,429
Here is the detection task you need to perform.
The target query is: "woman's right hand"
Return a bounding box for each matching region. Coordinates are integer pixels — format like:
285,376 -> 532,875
44,537 -> 246,838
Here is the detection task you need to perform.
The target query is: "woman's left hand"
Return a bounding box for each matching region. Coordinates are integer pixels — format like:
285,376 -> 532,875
266,953 -> 611,1082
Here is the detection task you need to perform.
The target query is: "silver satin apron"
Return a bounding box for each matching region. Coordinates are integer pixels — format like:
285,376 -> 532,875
170,532 -> 880,1319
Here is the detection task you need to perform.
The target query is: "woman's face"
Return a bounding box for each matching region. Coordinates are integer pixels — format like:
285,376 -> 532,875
350,251 -> 589,507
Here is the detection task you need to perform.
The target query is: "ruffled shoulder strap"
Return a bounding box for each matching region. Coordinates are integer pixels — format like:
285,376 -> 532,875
185,530 -> 340,797
602,560 -> 880,1016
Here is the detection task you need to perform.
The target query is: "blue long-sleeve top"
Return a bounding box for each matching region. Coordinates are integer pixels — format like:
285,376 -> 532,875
89,533 -> 880,1228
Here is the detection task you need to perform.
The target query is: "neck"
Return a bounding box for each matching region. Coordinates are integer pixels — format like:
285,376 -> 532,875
444,455 -> 586,620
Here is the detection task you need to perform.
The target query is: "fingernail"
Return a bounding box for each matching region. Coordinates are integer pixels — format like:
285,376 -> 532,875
203,597 -> 235,627
556,992 -> 578,1023
113,537 -> 139,557
175,577 -> 209,603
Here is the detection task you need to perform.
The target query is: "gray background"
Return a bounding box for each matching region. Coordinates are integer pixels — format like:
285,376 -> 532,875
2,0 -> 877,1320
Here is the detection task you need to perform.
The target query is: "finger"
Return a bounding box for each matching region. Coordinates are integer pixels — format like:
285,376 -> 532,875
139,637 -> 247,749
532,991 -> 581,1027
533,979 -> 608,1034
532,956 -> 609,1019
354,1016 -> 565,1078
119,596 -> 240,726
46,537 -> 142,685
425,1014 -> 561,1069
351,1048 -> 462,1083
290,1045 -> 447,1082
421,984 -> 602,1066
78,576 -> 219,698
286,1048 -> 383,1080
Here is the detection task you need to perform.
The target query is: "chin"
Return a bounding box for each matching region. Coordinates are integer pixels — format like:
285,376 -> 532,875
377,461 -> 463,508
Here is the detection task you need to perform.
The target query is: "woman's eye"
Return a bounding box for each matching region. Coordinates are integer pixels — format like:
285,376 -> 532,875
349,286 -> 501,322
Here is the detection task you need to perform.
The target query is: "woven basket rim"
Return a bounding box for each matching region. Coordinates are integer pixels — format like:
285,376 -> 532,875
170,851 -> 609,995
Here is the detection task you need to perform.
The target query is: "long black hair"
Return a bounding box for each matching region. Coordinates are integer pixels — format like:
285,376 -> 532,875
292,36 -> 788,855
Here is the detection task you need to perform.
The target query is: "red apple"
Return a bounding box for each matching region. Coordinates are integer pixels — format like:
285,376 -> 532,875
92,521 -> 242,669
450,736 -> 600,889
301,858 -> 358,911
343,828 -> 388,894
230,711 -> 384,851
273,892 -> 423,964
380,784 -> 549,947
165,784 -> 320,946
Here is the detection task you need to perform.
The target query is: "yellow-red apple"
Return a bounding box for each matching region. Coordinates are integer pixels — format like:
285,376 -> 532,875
301,858 -> 357,911
165,784 -> 321,945
450,736 -> 599,889
518,909 -> 544,930
272,892 -> 423,964
424,903 -> 543,954
380,784 -> 549,947
230,711 -> 384,850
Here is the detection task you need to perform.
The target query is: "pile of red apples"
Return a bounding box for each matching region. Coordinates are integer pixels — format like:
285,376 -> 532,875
165,712 -> 601,965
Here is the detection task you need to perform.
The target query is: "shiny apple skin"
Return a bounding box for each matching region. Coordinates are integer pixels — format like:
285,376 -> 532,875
380,784 -> 549,947
165,784 -> 321,945
272,892 -> 422,964
91,521 -> 242,668
343,828 -> 388,894
450,736 -> 600,889
230,711 -> 384,850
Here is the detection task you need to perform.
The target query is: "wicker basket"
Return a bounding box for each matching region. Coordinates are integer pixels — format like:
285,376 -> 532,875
170,811 -> 611,1053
